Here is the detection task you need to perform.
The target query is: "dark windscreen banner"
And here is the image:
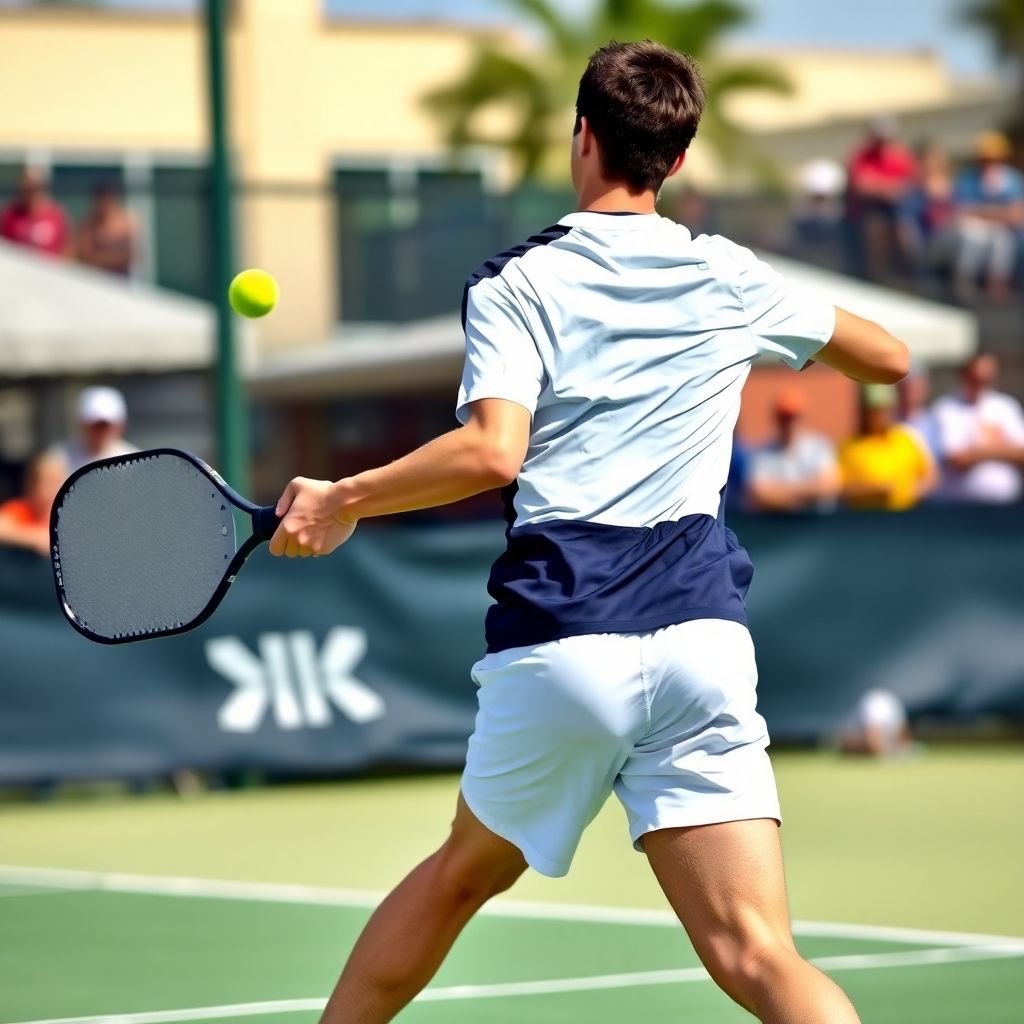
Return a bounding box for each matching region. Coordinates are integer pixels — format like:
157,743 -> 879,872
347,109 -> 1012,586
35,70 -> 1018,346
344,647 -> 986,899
1,508 -> 1022,783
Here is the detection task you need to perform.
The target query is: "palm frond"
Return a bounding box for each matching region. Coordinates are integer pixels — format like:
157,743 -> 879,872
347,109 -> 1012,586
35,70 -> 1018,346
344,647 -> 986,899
422,0 -> 789,184
423,48 -> 556,177
647,0 -> 752,57
703,62 -> 793,101
961,0 -> 1024,62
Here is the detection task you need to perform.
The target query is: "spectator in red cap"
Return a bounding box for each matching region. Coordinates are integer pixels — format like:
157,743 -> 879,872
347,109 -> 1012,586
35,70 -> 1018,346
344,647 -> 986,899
0,166 -> 70,258
746,388 -> 840,514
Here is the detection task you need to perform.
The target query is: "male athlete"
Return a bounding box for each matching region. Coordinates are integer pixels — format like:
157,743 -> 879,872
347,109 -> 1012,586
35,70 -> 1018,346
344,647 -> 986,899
271,41 -> 908,1024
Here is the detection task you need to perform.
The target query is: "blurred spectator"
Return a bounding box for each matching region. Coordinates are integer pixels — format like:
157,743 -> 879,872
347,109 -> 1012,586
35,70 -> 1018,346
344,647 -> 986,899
746,388 -> 840,514
0,453 -> 65,556
792,158 -> 845,245
844,116 -> 918,282
897,365 -> 942,460
902,143 -> 956,278
839,384 -> 937,511
50,386 -> 139,474
838,689 -> 915,758
667,184 -> 714,237
76,180 -> 138,277
725,429 -> 749,514
933,353 -> 1024,503
0,166 -> 70,258
951,133 -> 1024,303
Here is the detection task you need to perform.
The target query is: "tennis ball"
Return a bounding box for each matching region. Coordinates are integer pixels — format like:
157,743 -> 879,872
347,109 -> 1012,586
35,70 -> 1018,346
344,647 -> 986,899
228,269 -> 278,318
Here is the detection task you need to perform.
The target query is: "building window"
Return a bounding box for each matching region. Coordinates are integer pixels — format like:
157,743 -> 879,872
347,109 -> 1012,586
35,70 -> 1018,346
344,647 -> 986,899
152,166 -> 213,301
334,164 -> 488,324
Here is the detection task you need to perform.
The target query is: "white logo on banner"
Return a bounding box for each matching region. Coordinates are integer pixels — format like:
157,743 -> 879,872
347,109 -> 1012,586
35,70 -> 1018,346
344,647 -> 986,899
206,628 -> 385,732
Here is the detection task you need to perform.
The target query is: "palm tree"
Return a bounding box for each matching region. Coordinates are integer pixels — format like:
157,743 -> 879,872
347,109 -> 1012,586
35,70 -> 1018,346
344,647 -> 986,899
962,0 -> 1024,146
424,0 -> 791,183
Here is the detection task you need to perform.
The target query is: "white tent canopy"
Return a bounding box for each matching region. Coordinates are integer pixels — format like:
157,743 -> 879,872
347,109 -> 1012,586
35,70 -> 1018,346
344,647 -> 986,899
249,253 -> 977,401
0,240 -> 214,377
249,316 -> 465,400
766,253 -> 976,366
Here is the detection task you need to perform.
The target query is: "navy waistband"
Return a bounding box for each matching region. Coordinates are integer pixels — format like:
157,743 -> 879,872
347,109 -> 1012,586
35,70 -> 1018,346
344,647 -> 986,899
484,514 -> 753,653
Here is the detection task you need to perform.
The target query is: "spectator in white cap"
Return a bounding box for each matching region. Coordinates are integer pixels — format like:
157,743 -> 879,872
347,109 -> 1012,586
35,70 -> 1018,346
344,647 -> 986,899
51,385 -> 139,474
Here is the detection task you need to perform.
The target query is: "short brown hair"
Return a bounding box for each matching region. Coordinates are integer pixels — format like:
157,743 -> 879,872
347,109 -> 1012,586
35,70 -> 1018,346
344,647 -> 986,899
574,41 -> 705,193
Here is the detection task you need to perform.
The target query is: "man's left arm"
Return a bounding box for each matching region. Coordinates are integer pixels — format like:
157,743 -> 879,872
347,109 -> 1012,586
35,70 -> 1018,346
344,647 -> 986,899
269,398 -> 530,558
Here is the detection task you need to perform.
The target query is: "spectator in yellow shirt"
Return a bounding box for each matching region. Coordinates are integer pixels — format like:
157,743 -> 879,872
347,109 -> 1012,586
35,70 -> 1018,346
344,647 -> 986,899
840,384 -> 938,510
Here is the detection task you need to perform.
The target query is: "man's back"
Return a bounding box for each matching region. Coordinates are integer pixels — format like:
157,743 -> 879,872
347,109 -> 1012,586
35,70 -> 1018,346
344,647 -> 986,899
271,42 -> 904,1024
459,211 -> 835,651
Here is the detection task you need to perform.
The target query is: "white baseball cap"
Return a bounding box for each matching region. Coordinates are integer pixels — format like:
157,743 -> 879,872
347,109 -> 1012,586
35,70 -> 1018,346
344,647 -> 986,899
78,386 -> 127,424
798,158 -> 846,198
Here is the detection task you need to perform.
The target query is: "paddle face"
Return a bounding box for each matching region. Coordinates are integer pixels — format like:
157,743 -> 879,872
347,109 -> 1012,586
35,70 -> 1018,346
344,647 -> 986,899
50,449 -> 272,644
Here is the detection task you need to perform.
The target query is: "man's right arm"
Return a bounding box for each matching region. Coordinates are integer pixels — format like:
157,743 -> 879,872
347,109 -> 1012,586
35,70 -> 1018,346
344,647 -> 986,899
813,307 -> 909,384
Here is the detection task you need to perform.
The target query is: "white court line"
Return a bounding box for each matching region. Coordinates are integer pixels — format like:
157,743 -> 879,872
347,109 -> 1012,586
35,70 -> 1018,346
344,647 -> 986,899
6,943 -> 1024,1024
0,884 -> 89,901
1,1000 -> 325,1024
0,863 -> 1022,950
420,945 -> 1024,999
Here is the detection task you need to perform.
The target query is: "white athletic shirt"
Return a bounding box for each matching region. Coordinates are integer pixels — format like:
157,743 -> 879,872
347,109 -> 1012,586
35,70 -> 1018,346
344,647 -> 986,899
458,211 -> 835,652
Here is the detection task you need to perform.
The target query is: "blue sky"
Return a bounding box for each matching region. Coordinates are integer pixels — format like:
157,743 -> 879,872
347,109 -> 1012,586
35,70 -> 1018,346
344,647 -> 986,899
328,0 -> 995,76
3,0 -> 998,76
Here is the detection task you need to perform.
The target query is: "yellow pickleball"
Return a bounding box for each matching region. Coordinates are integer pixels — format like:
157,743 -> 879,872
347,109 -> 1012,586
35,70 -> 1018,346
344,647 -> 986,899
228,269 -> 278,318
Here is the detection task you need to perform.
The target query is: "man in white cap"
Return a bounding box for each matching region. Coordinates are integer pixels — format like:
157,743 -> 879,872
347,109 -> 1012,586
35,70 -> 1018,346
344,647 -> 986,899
52,386 -> 139,474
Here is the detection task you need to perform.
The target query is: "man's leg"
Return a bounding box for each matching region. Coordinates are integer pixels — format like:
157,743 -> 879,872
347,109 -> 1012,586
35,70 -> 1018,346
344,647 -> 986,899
320,794 -> 527,1024
643,818 -> 860,1024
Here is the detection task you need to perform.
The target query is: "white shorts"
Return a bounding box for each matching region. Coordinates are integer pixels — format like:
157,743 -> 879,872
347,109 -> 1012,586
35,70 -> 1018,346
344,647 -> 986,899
462,619 -> 780,877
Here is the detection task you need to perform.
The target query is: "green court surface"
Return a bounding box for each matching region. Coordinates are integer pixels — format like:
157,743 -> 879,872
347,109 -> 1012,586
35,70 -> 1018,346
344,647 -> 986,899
1,746 -> 1022,1023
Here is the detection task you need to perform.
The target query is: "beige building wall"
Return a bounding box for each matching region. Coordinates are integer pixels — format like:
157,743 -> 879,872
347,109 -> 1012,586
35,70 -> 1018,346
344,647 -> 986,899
0,10 -> 205,150
0,5 -> 1003,347
683,47 -> 1004,190
723,47 -> 958,131
0,2 -> 499,350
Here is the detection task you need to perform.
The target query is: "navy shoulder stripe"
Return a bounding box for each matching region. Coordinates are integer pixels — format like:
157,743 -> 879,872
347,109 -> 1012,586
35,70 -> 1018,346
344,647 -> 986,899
461,223 -> 572,329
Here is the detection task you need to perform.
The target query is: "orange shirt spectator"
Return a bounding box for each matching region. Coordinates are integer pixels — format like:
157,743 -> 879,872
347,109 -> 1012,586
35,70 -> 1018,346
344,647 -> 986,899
0,497 -> 46,528
0,453 -> 66,556
0,167 -> 70,258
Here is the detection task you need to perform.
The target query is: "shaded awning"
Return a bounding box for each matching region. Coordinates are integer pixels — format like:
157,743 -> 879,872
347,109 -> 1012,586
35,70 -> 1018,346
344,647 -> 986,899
248,253 -> 977,401
248,316 -> 464,400
766,253 -> 976,366
0,240 -> 214,376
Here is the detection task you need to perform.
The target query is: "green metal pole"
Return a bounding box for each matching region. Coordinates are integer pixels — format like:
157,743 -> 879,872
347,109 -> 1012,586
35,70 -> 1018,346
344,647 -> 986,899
205,0 -> 248,491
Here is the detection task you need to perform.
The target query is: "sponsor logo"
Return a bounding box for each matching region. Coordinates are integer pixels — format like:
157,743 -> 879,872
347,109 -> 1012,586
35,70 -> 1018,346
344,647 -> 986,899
206,628 -> 385,732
